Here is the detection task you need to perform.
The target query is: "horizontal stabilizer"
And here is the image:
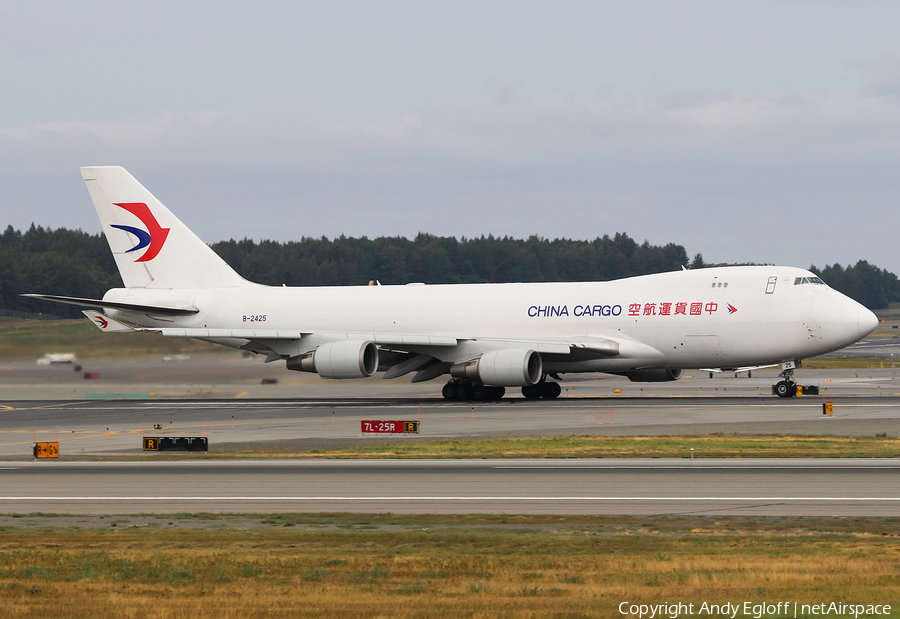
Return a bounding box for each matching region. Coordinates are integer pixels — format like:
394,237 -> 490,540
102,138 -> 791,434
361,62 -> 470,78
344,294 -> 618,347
82,311 -> 136,333
22,294 -> 199,316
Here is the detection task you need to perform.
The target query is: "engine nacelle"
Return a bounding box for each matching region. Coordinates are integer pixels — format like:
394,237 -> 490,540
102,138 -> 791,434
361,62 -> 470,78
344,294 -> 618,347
450,348 -> 542,386
286,340 -> 379,379
620,369 -> 684,382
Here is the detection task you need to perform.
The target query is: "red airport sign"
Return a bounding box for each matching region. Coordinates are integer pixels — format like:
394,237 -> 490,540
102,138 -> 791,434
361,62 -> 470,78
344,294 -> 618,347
361,421 -> 419,434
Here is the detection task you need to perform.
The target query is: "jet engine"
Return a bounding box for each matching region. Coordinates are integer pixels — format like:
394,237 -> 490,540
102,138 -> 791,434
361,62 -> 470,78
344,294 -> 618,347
450,348 -> 542,386
619,369 -> 684,382
286,340 -> 379,379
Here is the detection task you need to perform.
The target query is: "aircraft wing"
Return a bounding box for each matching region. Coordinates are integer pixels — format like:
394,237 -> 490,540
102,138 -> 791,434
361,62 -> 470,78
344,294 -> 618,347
77,317 -> 644,361
77,313 -> 663,381
702,364 -> 779,373
135,328 -> 628,357
139,328 -> 458,347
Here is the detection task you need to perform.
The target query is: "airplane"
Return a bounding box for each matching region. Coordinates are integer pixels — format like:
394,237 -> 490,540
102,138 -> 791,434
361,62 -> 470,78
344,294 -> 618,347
25,166 -> 878,400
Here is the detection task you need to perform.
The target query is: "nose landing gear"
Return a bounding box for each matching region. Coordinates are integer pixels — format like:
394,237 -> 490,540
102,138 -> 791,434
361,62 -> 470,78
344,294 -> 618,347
773,367 -> 797,398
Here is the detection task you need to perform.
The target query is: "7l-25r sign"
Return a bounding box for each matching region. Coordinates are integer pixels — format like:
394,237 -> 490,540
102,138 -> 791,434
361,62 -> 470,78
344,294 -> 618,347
361,421 -> 419,434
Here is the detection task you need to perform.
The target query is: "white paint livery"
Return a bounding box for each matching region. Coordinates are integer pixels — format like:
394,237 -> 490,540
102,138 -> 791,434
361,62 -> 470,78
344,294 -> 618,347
27,166 -> 878,400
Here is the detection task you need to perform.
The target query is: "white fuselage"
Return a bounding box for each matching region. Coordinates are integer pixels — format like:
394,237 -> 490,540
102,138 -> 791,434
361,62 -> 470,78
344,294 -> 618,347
103,265 -> 876,373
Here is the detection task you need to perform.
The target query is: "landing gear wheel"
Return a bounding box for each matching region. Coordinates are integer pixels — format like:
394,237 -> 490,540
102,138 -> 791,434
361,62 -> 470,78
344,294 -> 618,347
455,384 -> 471,400
471,384 -> 486,400
441,383 -> 457,400
774,380 -> 795,398
522,385 -> 540,399
444,380 -> 506,401
540,382 -> 562,399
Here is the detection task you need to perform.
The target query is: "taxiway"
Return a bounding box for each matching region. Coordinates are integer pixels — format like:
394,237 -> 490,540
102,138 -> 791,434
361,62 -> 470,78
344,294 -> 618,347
1,459 -> 897,516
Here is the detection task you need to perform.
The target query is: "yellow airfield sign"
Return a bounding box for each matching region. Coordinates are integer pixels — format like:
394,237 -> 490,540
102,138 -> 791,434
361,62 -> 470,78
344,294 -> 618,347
34,442 -> 59,459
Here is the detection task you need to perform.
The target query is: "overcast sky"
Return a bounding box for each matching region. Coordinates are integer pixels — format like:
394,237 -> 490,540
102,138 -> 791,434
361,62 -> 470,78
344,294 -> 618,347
1,0 -> 899,274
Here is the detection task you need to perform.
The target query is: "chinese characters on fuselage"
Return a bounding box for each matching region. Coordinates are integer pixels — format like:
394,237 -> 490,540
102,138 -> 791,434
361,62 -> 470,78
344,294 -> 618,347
527,302 -> 719,318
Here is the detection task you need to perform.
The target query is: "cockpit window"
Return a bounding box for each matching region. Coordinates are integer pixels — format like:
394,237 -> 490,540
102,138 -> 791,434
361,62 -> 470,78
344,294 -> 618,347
794,277 -> 826,285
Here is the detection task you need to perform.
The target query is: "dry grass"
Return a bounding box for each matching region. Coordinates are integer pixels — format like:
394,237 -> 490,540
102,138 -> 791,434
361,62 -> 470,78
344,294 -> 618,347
78,434 -> 900,462
0,521 -> 899,618
213,434 -> 900,460
804,357 -> 899,369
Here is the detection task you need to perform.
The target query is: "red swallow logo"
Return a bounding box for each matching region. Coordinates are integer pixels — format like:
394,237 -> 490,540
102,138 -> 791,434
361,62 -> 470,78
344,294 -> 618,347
95,315 -> 109,329
109,202 -> 170,262
727,304 -> 737,314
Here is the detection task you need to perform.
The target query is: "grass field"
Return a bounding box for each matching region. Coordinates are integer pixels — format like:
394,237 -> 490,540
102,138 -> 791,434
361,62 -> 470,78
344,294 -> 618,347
0,317 -> 224,358
0,514 -> 898,618
804,357 -> 899,369
73,434 -> 900,462
172,434 -> 900,460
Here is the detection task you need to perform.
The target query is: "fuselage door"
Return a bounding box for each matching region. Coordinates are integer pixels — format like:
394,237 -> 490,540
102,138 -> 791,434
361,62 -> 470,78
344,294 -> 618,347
765,276 -> 777,294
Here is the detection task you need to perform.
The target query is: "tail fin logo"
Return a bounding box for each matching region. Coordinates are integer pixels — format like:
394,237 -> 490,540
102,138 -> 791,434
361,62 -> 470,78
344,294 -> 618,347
109,203 -> 170,262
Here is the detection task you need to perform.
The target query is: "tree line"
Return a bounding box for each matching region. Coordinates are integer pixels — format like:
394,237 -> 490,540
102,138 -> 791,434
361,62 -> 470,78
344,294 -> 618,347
2,224 -> 897,319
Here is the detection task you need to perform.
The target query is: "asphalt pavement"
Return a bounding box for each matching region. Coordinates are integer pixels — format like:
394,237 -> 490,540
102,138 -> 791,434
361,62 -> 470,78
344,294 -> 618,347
1,459 -> 896,516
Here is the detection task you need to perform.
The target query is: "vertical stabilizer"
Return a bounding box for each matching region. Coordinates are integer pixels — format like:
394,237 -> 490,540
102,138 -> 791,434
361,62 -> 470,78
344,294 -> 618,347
81,166 -> 249,289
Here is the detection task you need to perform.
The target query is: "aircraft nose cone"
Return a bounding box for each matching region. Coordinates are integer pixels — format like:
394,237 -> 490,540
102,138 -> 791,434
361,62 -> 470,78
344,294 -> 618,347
858,307 -> 878,337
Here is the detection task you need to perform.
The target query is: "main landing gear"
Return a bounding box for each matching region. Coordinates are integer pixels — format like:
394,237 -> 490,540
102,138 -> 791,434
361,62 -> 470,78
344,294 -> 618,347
441,379 -> 506,401
773,368 -> 797,398
521,381 -> 562,400
440,378 -> 563,401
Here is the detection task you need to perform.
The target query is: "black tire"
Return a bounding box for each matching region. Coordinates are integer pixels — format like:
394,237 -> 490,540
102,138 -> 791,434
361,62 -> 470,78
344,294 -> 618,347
491,386 -> 506,400
522,385 -> 540,399
441,383 -> 457,400
774,380 -> 794,398
455,384 -> 471,400
471,385 -> 486,400
540,382 -> 562,399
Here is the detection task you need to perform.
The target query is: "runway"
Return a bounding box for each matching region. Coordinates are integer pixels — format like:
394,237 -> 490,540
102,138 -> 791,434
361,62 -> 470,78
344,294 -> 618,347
2,393 -> 899,458
1,459 -> 897,516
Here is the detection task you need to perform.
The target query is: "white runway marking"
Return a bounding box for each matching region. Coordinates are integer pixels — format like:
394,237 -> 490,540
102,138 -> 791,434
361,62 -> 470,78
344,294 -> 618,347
0,496 -> 897,501
494,465 -> 900,470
